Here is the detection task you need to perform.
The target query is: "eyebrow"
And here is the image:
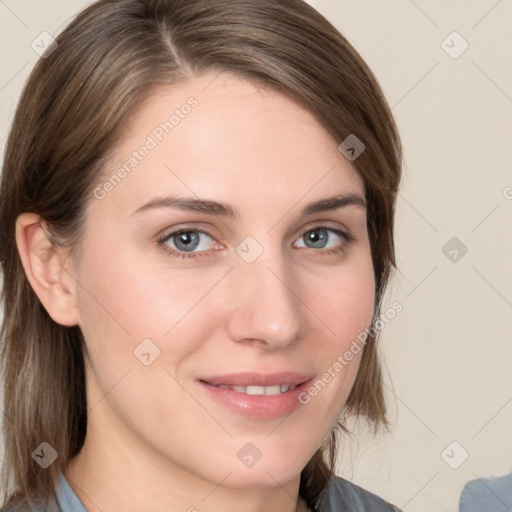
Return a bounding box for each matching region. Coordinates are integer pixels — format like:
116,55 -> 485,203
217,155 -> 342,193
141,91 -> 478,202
131,193 -> 366,218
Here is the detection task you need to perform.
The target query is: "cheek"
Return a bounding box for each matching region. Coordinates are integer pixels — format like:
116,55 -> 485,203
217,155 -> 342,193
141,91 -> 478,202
297,252 -> 375,412
72,231 -> 377,483
77,233 -> 375,379
74,246 -> 228,378
312,252 -> 376,346
74,250 -> 217,432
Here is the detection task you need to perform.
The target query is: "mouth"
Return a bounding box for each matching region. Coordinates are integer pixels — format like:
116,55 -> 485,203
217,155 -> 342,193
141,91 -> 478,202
201,382 -> 300,395
195,372 -> 314,419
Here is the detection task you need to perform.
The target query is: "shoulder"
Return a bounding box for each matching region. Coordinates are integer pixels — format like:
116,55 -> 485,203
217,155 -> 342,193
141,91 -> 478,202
316,474 -> 402,512
459,471 -> 512,512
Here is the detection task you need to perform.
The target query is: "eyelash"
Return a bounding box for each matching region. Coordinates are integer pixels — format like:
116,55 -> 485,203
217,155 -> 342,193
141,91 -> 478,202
157,225 -> 356,260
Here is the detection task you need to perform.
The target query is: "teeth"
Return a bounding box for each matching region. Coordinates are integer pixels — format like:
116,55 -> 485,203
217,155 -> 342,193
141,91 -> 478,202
214,383 -> 297,395
245,385 -> 265,395
264,385 -> 281,395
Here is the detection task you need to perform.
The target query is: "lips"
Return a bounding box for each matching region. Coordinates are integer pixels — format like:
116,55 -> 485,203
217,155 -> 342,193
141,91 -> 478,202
209,383 -> 297,395
198,371 -> 313,388
196,372 -> 315,419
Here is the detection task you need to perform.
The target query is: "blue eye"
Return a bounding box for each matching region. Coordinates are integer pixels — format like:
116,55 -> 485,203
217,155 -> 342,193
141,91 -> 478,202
296,227 -> 343,250
158,225 -> 354,260
160,230 -> 215,258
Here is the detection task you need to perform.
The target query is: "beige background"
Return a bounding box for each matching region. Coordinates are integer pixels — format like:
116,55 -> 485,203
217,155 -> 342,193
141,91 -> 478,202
1,1 -> 511,511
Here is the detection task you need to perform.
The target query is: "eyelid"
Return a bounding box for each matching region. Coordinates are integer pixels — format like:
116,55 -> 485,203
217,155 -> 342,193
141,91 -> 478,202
157,221 -> 350,244
299,219 -> 352,237
157,225 -> 223,254
157,221 -> 356,259
157,223 -> 221,243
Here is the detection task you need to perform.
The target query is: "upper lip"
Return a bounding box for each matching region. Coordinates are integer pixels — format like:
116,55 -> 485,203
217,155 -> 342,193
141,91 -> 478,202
198,372 -> 314,387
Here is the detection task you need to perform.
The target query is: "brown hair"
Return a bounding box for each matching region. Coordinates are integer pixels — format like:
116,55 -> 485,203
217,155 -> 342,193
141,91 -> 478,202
0,0 -> 402,510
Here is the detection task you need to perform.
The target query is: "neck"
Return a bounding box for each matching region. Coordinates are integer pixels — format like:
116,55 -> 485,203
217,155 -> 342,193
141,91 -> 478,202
65,355 -> 313,512
65,419 -> 309,512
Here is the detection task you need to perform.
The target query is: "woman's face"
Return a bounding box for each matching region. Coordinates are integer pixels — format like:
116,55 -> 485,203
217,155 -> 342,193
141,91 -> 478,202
70,72 -> 375,490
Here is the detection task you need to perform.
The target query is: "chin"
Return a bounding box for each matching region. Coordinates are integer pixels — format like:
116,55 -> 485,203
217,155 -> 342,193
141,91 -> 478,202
217,447 -> 311,489
221,463 -> 304,489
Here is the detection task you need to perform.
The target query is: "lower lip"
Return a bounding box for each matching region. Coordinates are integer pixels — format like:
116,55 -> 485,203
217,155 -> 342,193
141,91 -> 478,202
197,379 -> 313,419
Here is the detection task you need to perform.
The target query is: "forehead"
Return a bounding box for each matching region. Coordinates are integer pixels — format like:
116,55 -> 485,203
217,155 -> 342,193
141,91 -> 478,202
90,72 -> 365,221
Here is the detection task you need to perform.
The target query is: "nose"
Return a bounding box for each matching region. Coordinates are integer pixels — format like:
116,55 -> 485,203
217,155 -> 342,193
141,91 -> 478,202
224,249 -> 306,349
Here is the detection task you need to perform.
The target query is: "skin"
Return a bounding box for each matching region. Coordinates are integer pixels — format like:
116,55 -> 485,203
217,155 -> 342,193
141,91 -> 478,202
16,72 -> 375,512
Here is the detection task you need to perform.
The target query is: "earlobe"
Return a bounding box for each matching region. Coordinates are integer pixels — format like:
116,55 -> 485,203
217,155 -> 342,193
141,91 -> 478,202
15,212 -> 80,327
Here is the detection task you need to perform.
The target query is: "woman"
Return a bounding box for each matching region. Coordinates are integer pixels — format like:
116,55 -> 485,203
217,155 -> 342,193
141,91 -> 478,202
0,0 -> 403,511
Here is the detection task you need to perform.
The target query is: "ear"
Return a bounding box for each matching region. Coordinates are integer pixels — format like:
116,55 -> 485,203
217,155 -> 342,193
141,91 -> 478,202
15,212 -> 80,327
